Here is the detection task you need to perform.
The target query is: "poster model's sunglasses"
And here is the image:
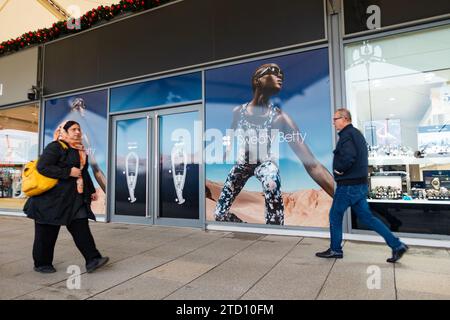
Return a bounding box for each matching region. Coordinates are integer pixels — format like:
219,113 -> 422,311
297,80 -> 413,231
255,66 -> 284,79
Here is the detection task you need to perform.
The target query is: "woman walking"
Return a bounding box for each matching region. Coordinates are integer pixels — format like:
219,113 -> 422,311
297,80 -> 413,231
24,121 -> 109,273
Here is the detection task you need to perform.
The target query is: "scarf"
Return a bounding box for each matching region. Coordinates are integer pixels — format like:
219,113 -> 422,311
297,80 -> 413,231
53,121 -> 86,194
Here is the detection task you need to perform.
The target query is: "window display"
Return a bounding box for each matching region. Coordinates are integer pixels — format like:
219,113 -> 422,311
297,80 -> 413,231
345,24 -> 450,235
0,104 -> 39,210
205,49 -> 334,227
345,24 -> 450,204
44,91 -> 108,216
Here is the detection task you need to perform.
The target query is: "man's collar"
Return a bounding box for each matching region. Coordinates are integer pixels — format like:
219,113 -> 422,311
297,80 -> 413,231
338,123 -> 353,135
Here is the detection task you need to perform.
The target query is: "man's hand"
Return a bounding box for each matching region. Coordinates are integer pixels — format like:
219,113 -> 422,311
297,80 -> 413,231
91,192 -> 98,201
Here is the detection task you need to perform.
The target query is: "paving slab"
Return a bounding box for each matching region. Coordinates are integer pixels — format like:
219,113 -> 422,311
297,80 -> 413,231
166,235 -> 301,300
14,286 -> 86,300
395,269 -> 450,298
91,234 -> 263,300
397,289 -> 450,300
317,241 -> 396,300
0,277 -> 44,300
142,232 -> 230,260
241,238 -> 334,300
89,276 -> 184,300
395,246 -> 450,276
2,216 -> 450,300
45,255 -> 171,299
26,231 -> 229,299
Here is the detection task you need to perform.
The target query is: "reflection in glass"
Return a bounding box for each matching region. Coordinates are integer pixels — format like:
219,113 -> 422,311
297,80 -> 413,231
345,24 -> 450,234
0,104 -> 39,210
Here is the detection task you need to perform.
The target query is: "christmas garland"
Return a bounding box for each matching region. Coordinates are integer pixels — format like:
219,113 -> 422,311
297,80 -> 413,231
0,0 -> 173,56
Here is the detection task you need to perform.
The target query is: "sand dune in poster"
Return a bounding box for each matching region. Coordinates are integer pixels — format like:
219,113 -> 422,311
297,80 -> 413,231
206,180 -> 332,227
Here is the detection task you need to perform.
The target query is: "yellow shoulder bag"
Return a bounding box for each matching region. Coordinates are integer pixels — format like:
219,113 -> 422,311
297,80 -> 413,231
22,141 -> 68,197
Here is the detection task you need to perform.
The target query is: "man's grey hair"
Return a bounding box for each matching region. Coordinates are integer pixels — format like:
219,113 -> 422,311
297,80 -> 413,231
336,108 -> 352,122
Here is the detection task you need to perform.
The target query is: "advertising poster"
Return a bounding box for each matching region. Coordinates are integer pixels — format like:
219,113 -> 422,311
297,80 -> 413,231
115,118 -> 147,216
159,112 -> 200,219
44,90 -> 108,215
205,49 -> 334,227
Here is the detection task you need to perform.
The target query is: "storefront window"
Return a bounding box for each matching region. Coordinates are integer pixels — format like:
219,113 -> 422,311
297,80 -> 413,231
110,73 -> 202,113
205,48 -> 334,227
345,24 -> 450,235
44,90 -> 108,216
0,104 -> 39,211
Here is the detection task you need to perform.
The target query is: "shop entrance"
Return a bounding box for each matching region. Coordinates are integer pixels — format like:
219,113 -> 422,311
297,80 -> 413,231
110,105 -> 202,227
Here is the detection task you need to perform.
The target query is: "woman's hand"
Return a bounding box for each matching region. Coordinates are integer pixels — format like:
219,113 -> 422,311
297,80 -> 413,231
70,167 -> 82,178
91,192 -> 98,201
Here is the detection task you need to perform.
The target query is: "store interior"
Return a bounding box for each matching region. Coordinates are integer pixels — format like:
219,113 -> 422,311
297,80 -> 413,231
0,103 -> 39,210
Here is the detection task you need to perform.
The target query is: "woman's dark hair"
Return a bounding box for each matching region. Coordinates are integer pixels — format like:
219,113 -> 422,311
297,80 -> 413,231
63,120 -> 80,131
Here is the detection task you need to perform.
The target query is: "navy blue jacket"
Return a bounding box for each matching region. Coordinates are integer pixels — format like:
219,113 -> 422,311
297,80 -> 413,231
332,124 -> 368,185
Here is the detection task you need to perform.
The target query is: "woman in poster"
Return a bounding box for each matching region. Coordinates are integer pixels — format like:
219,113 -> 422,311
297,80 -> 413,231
214,63 -> 334,225
69,98 -> 106,192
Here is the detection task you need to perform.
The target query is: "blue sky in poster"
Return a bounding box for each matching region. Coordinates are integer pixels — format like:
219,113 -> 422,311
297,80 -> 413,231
205,48 -> 334,192
116,118 -> 148,161
160,112 -> 200,157
44,90 -> 108,188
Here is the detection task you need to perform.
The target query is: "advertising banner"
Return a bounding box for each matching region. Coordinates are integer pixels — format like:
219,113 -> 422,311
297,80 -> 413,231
205,49 -> 334,227
159,112 -> 200,219
44,90 -> 108,215
115,118 -> 148,217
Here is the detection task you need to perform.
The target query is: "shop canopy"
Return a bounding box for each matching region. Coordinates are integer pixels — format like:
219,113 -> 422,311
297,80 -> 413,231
0,0 -> 116,43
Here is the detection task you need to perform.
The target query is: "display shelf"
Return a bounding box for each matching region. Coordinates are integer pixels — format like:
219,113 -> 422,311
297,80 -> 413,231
367,199 -> 450,205
369,157 -> 450,166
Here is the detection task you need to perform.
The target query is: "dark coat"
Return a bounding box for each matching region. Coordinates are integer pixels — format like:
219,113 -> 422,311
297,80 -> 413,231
332,124 -> 369,184
24,140 -> 97,225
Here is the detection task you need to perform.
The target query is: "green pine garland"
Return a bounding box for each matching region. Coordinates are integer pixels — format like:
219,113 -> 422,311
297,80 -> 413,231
0,0 -> 173,56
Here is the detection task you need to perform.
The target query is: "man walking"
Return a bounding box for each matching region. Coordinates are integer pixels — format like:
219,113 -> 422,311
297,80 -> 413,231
316,108 -> 408,263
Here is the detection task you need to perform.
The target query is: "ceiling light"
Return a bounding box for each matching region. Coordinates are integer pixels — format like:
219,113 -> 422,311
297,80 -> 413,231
424,73 -> 434,83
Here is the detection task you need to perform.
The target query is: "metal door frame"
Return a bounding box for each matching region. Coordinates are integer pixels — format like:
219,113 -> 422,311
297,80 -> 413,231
109,111 -> 154,225
109,105 -> 203,227
153,104 -> 203,228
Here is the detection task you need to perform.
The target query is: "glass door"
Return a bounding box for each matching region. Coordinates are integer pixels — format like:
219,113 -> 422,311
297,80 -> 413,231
154,105 -> 202,227
110,112 -> 153,224
110,105 -> 202,227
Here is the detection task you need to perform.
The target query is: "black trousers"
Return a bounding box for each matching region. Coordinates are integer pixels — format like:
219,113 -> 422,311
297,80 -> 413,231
32,219 -> 101,267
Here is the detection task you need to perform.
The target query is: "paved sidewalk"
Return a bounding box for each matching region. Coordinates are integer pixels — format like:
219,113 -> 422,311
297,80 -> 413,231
0,216 -> 449,300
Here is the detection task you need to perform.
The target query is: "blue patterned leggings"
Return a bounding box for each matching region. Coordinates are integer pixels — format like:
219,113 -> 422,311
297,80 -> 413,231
214,160 -> 284,225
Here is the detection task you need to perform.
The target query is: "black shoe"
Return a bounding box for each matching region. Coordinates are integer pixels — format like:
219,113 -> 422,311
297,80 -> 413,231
34,265 -> 56,273
316,248 -> 343,259
86,256 -> 109,273
215,213 -> 244,223
387,244 -> 409,263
